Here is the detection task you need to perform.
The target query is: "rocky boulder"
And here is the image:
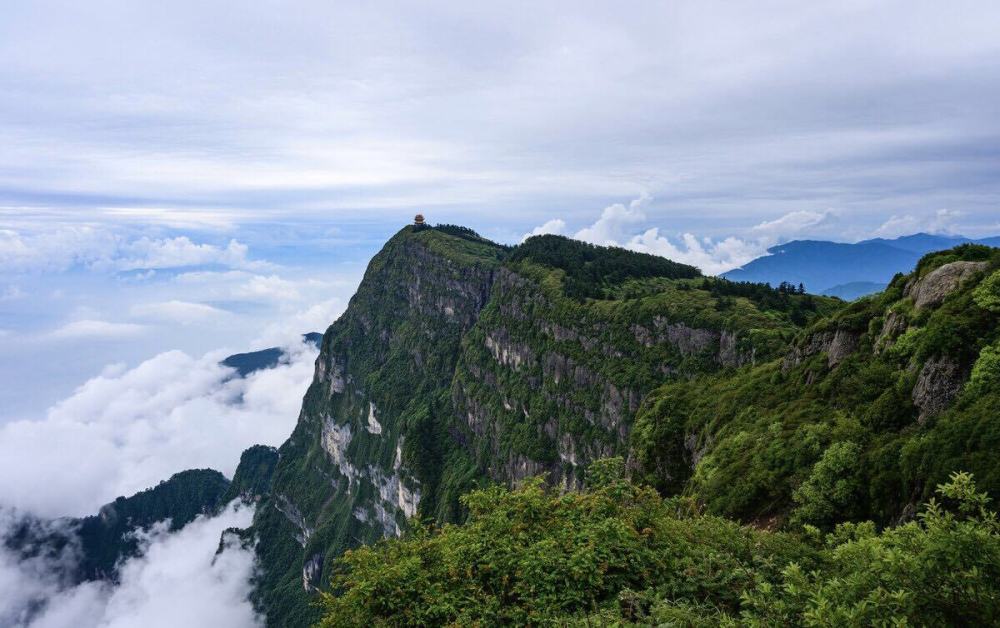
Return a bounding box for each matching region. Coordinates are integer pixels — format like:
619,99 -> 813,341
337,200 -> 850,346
912,356 -> 966,424
906,261 -> 988,310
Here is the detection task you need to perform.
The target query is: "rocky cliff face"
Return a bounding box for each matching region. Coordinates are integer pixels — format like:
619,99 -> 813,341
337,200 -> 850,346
247,226 -> 504,626
451,259 -> 809,491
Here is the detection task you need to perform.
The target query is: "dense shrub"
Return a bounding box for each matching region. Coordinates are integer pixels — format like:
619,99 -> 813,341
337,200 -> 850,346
317,464 -> 1000,627
317,459 -> 814,626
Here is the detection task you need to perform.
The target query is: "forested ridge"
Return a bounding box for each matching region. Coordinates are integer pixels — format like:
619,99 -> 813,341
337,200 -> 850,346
75,224 -> 996,626
300,228 -> 1000,626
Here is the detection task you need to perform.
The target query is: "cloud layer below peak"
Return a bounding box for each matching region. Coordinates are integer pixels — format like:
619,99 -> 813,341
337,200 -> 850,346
1,502 -> 261,628
0,340 -> 317,518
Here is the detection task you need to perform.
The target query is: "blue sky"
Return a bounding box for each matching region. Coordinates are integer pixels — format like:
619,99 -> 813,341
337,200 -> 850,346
2,0 -> 1000,418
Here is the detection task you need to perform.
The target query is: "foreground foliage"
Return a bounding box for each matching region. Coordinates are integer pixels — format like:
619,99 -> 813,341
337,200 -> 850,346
317,461 -> 1000,626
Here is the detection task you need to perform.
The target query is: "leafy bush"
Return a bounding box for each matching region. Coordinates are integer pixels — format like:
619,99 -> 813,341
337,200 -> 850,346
317,465 -> 1000,627
974,269 -> 1000,312
740,472 -> 1000,626
317,459 -> 814,626
791,441 -> 863,529
969,340 -> 1000,394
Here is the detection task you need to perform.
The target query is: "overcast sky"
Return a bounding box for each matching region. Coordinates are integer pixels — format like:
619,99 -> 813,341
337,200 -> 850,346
1,1 -> 999,423
2,0 -> 999,234
1,4 -> 999,623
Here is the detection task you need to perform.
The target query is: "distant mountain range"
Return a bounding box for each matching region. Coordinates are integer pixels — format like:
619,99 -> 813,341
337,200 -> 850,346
723,233 -> 1000,299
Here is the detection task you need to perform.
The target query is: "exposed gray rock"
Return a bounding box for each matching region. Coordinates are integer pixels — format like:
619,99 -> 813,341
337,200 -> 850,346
503,454 -> 552,484
315,355 -> 345,396
650,317 -> 719,356
912,356 -> 966,424
365,402 -> 382,434
320,419 -> 358,485
274,495 -> 313,547
718,330 -> 755,368
783,328 -> 860,371
906,261 -> 988,311
302,553 -> 323,592
827,329 -> 860,367
485,330 -> 535,370
685,431 -> 712,469
875,311 -> 908,355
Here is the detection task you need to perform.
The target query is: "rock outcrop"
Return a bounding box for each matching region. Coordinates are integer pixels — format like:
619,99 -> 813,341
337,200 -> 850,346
912,356 -> 966,424
906,261 -> 988,310
783,328 -> 861,371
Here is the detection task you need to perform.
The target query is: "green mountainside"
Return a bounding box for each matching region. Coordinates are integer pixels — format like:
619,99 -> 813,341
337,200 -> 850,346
632,243 -> 1000,529
17,225 -> 992,626
241,225 -> 844,625
300,236 -> 1000,627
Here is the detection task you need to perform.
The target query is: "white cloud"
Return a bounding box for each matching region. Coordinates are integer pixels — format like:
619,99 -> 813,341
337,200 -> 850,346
252,297 -> 345,347
574,193 -> 651,246
233,275 -> 301,302
750,210 -> 836,240
0,228 -> 266,274
129,301 -> 228,325
874,208 -> 965,238
0,341 -> 317,518
520,218 -> 566,242
560,197 -> 845,274
626,229 -> 769,275
47,320 -> 146,341
2,502 -> 261,628
0,227 -> 118,273
109,237 -> 259,272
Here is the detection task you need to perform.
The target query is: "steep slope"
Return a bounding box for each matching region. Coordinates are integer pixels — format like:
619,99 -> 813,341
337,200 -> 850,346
248,225 -> 506,625
246,227 -> 833,626
633,244 -> 1000,528
452,235 -> 836,490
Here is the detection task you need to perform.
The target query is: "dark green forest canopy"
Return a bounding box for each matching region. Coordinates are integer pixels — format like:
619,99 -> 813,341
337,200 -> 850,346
511,234 -> 701,299
78,469 -> 230,580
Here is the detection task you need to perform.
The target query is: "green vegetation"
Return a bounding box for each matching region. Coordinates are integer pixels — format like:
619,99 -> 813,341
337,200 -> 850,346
235,224 -> 999,627
632,244 -> 1000,527
317,461 -> 1000,627
77,468 -> 229,579
223,445 -> 279,503
453,244 -> 836,489
511,235 -> 700,299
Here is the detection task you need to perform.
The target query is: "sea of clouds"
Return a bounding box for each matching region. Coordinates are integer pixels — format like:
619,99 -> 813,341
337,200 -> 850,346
0,338 -> 319,627
1,502 -> 260,628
